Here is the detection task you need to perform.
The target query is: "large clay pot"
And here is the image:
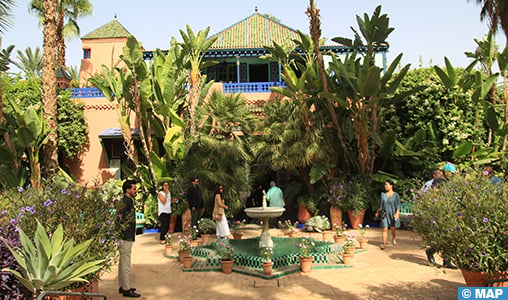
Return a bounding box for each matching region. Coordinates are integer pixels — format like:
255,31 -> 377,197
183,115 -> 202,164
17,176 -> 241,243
299,257 -> 313,273
59,280 -> 98,299
329,206 -> 343,229
201,234 -> 210,245
181,208 -> 192,232
169,215 -> 177,233
347,209 -> 366,229
220,259 -> 235,274
262,261 -> 274,276
297,205 -> 312,223
460,269 -> 508,287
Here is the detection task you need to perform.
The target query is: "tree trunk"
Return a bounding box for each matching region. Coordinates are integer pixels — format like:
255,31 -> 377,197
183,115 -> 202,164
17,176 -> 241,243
42,0 -> 59,176
56,12 -> 66,68
187,76 -> 201,137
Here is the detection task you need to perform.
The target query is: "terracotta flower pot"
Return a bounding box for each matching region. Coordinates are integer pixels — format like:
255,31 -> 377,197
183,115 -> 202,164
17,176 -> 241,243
322,231 -> 331,241
330,206 -> 342,229
460,269 -> 508,287
232,232 -> 243,240
182,256 -> 193,269
287,231 -> 296,238
165,245 -> 173,256
59,280 -> 98,300
333,235 -> 344,244
359,239 -> 368,249
299,256 -> 313,273
262,261 -> 274,276
342,253 -> 354,265
190,240 -> 199,247
201,234 -> 210,245
297,204 -> 312,223
169,214 -> 177,233
178,250 -> 190,263
347,209 -> 366,229
220,259 -> 235,274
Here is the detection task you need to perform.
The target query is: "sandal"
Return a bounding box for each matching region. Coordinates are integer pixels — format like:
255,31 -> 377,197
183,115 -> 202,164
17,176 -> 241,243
392,239 -> 397,245
380,244 -> 386,250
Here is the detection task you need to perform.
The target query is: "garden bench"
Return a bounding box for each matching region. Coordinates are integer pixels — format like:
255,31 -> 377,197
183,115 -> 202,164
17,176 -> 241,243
399,202 -> 413,225
136,212 -> 145,234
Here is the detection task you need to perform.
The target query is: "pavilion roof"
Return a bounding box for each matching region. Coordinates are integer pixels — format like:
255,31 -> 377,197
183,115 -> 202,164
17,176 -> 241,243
208,13 -> 299,49
82,18 -> 131,40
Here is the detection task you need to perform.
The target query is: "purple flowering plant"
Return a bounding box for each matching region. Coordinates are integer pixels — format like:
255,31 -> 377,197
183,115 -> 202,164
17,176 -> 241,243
0,178 -> 122,289
412,169 -> 508,274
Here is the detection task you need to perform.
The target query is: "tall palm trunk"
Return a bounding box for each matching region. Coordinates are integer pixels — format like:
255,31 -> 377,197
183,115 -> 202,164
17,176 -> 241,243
307,0 -> 350,171
42,0 -> 58,177
56,11 -> 65,68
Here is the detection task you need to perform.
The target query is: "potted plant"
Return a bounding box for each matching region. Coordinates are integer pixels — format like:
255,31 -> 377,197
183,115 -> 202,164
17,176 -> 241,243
2,220 -> 104,299
296,237 -> 315,273
333,221 -> 347,244
216,241 -> 236,274
328,177 -> 348,229
344,177 -> 371,229
413,169 -> 508,287
283,220 -> 298,237
184,224 -> 199,247
260,247 -> 274,276
164,233 -> 173,256
231,219 -> 246,239
342,233 -> 356,256
181,255 -> 193,270
296,195 -> 318,223
198,218 -> 215,244
357,224 -> 369,249
177,235 -> 192,263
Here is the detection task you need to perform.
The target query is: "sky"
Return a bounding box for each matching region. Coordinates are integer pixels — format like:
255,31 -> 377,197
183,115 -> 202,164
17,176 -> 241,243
1,0 -> 506,73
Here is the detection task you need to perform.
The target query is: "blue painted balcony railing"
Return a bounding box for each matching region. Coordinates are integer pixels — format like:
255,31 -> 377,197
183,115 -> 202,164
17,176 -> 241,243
71,87 -> 104,98
222,81 -> 286,94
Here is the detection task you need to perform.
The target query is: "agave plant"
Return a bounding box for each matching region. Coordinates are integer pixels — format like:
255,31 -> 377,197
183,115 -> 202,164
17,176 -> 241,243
2,220 -> 104,297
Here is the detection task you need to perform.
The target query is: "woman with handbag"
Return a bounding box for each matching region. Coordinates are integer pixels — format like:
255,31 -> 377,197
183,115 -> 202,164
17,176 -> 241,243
375,180 -> 401,250
213,184 -> 230,240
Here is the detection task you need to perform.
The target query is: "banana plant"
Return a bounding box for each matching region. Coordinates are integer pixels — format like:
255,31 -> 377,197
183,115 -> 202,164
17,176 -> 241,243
7,99 -> 51,190
2,220 -> 104,297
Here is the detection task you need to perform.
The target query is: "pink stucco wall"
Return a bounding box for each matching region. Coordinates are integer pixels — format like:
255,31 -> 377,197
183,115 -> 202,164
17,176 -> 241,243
79,37 -> 127,86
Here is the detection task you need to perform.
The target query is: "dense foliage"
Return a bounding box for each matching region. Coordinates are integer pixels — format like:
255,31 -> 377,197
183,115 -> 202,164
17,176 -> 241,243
412,170 -> 508,274
0,179 -> 121,289
0,214 -> 32,299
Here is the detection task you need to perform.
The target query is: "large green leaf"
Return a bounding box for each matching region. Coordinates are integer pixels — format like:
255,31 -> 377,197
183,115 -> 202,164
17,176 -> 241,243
453,141 -> 473,158
310,161 -> 334,184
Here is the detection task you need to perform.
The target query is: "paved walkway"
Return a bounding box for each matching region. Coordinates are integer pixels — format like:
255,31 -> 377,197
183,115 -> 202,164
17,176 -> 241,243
98,227 -> 464,299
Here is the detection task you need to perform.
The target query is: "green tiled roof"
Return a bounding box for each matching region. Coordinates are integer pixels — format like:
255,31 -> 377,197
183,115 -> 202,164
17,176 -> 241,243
209,13 -> 299,49
82,18 -> 130,40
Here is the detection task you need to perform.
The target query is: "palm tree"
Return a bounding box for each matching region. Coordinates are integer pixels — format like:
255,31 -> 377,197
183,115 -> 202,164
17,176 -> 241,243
469,0 -> 508,43
15,46 -> 43,77
41,0 -> 58,176
30,0 -> 92,68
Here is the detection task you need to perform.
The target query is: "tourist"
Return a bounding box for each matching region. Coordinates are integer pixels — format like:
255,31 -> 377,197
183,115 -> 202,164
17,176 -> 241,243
484,165 -> 503,184
266,181 -> 284,208
421,169 -> 442,192
187,177 -> 204,228
212,184 -> 230,240
376,180 -> 401,250
118,179 -> 141,298
158,181 -> 172,244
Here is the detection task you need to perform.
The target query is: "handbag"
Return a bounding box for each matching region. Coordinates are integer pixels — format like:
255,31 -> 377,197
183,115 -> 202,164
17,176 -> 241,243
212,213 -> 222,221
379,209 -> 386,219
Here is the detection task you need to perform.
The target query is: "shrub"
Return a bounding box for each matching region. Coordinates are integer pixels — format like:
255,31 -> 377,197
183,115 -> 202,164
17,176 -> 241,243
412,170 -> 508,274
0,179 -> 121,289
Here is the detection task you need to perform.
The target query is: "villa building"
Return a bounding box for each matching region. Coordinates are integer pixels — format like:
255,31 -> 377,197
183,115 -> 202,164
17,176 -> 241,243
68,11 -> 389,185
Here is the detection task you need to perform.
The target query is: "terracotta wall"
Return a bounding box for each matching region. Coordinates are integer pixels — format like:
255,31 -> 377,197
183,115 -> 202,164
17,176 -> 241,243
79,37 -> 127,86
